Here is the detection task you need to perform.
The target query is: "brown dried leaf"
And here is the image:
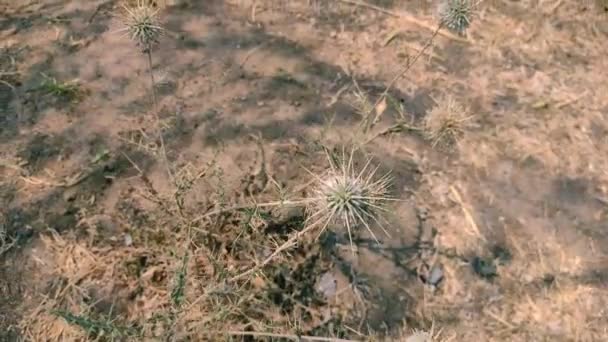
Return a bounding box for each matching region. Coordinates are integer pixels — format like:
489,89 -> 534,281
374,96 -> 388,124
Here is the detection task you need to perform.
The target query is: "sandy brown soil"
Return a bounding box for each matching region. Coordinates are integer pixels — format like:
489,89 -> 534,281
1,0 -> 608,341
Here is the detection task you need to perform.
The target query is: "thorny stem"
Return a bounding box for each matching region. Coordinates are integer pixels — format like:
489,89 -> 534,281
364,120 -> 422,144
190,199 -> 312,224
229,222 -> 318,282
366,22 -> 445,121
146,49 -> 173,180
178,197 -> 314,321
146,49 -> 158,107
0,238 -> 17,257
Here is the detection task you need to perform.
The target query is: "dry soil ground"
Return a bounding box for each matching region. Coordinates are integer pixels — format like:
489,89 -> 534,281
1,0 -> 608,341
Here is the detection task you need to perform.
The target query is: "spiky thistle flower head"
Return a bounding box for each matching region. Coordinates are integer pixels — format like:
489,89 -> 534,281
304,148 -> 393,248
437,0 -> 478,36
423,94 -> 472,148
119,0 -> 164,52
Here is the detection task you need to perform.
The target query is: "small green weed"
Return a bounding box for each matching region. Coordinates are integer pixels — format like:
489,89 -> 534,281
171,252 -> 189,308
39,73 -> 85,101
53,310 -> 138,339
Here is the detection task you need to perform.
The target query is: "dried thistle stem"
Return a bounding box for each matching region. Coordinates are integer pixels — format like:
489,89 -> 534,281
228,220 -> 318,282
366,22 -> 444,123
146,50 -> 158,108
145,49 -> 172,180
119,0 -> 172,180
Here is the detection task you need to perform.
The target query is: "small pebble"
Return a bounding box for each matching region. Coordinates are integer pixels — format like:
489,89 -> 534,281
427,265 -> 444,286
124,233 -> 133,247
316,272 -> 337,298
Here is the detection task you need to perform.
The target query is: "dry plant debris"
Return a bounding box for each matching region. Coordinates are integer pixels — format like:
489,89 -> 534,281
227,147 -> 396,281
423,95 -> 472,148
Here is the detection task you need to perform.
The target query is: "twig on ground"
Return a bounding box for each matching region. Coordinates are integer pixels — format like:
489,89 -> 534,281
449,185 -> 486,241
223,330 -> 358,342
240,43 -> 267,67
190,199 -> 307,224
364,121 -> 421,144
555,90 -> 588,109
2,154 -> 93,189
121,152 -> 144,175
483,308 -> 518,330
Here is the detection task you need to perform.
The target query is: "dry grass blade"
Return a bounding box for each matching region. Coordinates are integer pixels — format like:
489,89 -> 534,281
116,0 -> 172,180
449,185 -> 485,242
349,79 -> 375,132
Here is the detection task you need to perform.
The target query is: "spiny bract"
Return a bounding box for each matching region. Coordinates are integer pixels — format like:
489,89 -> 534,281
119,0 -> 164,52
438,0 -> 477,35
305,148 -> 393,249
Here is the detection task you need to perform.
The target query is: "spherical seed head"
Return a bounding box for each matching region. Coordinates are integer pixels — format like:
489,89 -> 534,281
317,175 -> 372,221
438,0 -> 477,35
306,149 -> 392,241
423,95 -> 470,148
121,0 -> 163,52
